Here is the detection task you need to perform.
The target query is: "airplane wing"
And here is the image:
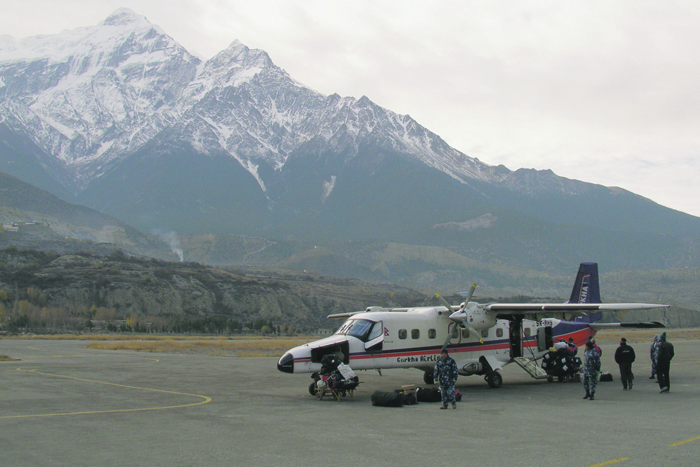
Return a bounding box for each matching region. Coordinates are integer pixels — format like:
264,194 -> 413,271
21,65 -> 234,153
483,302 -> 669,321
590,321 -> 665,329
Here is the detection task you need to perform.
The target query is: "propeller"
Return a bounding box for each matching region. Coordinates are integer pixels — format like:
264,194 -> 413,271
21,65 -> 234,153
461,283 -> 477,303
436,287 -> 483,345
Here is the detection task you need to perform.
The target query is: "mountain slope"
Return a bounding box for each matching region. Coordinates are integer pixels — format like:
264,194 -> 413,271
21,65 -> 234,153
0,171 -> 171,257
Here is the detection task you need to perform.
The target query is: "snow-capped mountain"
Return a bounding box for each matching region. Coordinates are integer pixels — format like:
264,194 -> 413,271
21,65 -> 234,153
0,8 -> 496,195
1,9 -> 699,271
0,9 -> 199,188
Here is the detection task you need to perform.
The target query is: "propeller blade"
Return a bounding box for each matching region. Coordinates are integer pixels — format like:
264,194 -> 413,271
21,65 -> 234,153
441,323 -> 455,351
435,293 -> 455,312
465,322 -> 483,344
463,283 -> 477,303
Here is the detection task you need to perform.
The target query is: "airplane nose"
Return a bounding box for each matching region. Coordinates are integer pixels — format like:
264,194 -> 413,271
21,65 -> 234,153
277,352 -> 294,373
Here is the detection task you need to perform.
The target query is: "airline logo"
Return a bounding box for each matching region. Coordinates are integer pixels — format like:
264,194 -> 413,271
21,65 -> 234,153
578,274 -> 591,303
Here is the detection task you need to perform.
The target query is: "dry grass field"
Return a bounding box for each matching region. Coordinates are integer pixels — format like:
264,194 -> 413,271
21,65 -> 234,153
2,334 -> 314,357
83,337 -> 314,356
2,328 -> 699,357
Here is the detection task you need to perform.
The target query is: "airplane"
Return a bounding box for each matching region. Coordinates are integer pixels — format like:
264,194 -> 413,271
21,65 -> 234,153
277,263 -> 668,393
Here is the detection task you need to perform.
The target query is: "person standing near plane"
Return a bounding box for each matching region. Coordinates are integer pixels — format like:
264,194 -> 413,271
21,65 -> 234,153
614,337 -> 636,390
589,337 -> 602,356
582,341 -> 601,400
434,349 -> 459,409
655,332 -> 675,393
649,335 -> 660,379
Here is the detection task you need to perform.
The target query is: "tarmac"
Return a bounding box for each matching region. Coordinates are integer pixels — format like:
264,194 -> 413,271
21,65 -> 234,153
1,338 -> 699,467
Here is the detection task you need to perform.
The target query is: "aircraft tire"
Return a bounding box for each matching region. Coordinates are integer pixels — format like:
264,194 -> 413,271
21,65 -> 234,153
308,382 -> 317,396
487,371 -> 503,389
423,370 -> 435,385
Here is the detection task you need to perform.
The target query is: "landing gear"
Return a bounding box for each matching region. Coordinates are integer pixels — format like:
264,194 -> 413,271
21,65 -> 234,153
424,370 -> 435,385
486,371 -> 503,389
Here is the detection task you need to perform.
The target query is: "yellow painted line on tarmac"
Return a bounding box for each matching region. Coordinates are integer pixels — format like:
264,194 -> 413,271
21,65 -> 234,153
586,458 -> 630,467
0,367 -> 211,420
669,436 -> 700,447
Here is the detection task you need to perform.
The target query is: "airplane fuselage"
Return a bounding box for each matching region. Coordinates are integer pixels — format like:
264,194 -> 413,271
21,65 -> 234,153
277,306 -> 594,378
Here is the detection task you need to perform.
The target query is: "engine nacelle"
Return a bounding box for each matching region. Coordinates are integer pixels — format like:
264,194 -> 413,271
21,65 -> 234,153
450,305 -> 496,330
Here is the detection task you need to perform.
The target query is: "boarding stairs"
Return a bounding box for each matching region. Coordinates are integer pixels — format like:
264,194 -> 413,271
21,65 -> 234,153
513,357 -> 549,380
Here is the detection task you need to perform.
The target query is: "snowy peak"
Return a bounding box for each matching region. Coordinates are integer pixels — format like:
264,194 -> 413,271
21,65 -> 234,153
102,8 -> 150,27
0,8 -> 501,196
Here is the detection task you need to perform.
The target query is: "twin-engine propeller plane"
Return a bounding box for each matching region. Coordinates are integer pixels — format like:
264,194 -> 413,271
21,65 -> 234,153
277,263 -> 668,392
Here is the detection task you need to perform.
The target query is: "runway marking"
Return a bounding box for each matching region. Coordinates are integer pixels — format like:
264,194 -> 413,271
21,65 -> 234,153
0,367 -> 211,420
586,458 -> 630,467
668,436 -> 700,446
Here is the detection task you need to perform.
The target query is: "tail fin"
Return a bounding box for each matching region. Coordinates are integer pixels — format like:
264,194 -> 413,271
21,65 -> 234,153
569,262 -> 602,323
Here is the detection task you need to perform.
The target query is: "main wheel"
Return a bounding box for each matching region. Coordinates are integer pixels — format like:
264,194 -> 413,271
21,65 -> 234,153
486,371 -> 503,389
423,370 -> 435,385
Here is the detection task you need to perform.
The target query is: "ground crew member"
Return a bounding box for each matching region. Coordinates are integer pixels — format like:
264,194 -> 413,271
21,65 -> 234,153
655,332 -> 675,393
582,341 -> 601,401
434,349 -> 458,409
649,335 -> 660,379
614,337 -> 636,390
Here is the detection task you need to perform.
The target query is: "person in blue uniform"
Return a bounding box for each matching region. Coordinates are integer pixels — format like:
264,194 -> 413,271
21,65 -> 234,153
434,349 -> 459,409
649,335 -> 660,379
582,341 -> 601,400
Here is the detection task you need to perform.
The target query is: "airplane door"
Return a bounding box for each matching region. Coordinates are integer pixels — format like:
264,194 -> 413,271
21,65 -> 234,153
509,320 -> 523,358
537,325 -> 553,352
364,321 -> 384,352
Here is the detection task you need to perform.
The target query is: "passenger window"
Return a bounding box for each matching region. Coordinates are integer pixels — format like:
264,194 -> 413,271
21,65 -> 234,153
411,329 -> 420,339
428,329 -> 436,339
399,329 -> 407,339
524,328 -> 531,337
451,327 -> 459,338
461,329 -> 470,338
480,329 -> 488,338
496,328 -> 503,337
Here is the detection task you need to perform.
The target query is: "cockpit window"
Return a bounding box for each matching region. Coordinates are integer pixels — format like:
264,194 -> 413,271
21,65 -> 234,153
335,319 -> 377,343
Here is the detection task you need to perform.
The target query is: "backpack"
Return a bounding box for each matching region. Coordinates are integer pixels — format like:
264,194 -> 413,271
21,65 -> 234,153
416,387 -> 443,402
371,391 -> 404,407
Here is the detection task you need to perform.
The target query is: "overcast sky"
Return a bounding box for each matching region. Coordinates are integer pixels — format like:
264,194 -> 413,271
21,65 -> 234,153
2,0 -> 699,217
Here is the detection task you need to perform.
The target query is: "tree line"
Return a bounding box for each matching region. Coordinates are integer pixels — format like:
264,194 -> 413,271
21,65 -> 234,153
0,287 -> 306,335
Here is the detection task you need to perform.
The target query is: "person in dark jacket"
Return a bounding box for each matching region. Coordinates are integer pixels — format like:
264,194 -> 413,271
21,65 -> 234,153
655,332 -> 675,393
434,349 -> 459,409
614,337 -> 636,390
